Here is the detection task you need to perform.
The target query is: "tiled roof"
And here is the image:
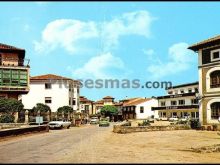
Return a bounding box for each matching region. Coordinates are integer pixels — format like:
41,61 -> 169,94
31,74 -> 73,80
0,43 -> 25,51
103,96 -> 114,99
188,35 -> 220,51
123,98 -> 152,107
167,81 -> 198,90
80,96 -> 93,103
93,99 -> 104,104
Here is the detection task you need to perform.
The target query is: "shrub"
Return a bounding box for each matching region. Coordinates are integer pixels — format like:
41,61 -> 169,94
138,120 -> 150,126
0,114 -> 15,123
190,119 -> 201,129
57,106 -> 73,114
0,98 -> 24,114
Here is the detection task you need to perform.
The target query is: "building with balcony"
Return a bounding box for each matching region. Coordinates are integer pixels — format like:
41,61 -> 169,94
92,96 -> 123,121
188,35 -> 220,125
0,43 -> 30,99
21,74 -> 80,114
152,82 -> 199,119
121,97 -> 158,120
79,96 -> 93,115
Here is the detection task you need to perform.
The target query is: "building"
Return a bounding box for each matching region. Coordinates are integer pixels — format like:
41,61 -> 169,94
93,96 -> 117,114
0,43 -> 30,99
152,82 -> 199,119
121,97 -> 158,120
79,96 -> 93,115
92,96 -> 123,120
21,74 -> 80,113
188,35 -> 220,125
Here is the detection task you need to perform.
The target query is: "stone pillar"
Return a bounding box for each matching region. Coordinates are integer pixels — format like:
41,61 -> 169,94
37,110 -> 40,117
25,110 -> 29,124
47,111 -> 50,122
62,111 -> 64,120
14,112 -> 19,123
55,113 -> 58,121
68,111 -> 70,121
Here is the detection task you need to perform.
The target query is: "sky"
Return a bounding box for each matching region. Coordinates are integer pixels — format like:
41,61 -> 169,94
1,2 -> 220,101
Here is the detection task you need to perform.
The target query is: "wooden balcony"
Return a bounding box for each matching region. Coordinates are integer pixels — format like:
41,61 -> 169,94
151,105 -> 199,111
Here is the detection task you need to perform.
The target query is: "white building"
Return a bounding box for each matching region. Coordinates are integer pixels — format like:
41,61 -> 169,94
122,98 -> 158,120
21,74 -> 80,112
152,82 -> 199,119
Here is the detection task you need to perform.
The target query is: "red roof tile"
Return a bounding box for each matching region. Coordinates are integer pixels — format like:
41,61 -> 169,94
0,43 -> 25,51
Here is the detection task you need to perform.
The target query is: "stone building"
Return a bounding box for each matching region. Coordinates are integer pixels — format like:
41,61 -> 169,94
188,35 -> 220,125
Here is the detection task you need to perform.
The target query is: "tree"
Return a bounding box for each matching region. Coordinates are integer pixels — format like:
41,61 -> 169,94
100,105 -> 118,118
57,106 -> 74,114
0,98 -> 24,114
31,103 -> 51,114
0,114 -> 15,123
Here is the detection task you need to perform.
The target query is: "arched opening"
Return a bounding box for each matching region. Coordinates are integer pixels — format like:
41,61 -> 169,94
210,102 -> 220,119
210,70 -> 220,88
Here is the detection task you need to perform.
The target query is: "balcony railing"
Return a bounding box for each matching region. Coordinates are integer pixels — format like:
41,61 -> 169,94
210,83 -> 220,88
0,58 -> 30,67
151,105 -> 199,111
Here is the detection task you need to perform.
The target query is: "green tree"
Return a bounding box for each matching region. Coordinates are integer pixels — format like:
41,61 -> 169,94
0,114 -> 15,123
31,103 -> 51,114
0,98 -> 24,114
57,106 -> 74,114
100,105 -> 118,117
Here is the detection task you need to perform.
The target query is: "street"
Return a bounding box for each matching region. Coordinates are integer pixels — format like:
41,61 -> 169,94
0,124 -> 112,163
1,123 -> 220,163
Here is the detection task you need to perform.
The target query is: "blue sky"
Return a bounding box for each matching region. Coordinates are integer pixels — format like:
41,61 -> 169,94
1,2 -> 220,101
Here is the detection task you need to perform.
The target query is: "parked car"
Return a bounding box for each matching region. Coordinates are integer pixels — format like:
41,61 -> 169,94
99,118 -> 110,127
48,120 -> 71,129
90,117 -> 99,124
169,116 -> 178,122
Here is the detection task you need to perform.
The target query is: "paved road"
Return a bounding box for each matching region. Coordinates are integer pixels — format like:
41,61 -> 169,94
0,124 -> 112,163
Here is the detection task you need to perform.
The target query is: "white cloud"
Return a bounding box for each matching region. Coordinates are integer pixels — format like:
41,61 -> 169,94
34,10 -> 155,55
101,10 -> 155,51
146,43 -> 196,79
68,52 -> 125,79
34,19 -> 98,54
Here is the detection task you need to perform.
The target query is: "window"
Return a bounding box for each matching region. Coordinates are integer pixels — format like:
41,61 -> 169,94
191,112 -> 195,118
178,100 -> 185,105
211,102 -> 220,119
77,88 -> 79,94
210,70 -> 220,88
168,91 -> 173,95
69,98 -> 71,105
171,101 -> 177,106
194,88 -> 198,93
180,90 -> 184,94
45,83 -> 52,89
45,97 -> 52,104
162,112 -> 166,117
211,49 -> 220,61
172,112 -> 177,117
191,99 -> 198,105
72,99 -> 76,105
188,88 -> 192,93
140,106 -> 144,113
161,101 -> 166,106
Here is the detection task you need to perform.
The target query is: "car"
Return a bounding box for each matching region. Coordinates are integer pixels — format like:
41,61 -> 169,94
99,118 -> 110,127
90,117 -> 99,124
169,116 -> 179,122
48,120 -> 71,129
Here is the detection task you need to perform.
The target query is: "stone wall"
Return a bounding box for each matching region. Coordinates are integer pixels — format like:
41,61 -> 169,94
113,124 -> 191,134
0,123 -> 29,130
